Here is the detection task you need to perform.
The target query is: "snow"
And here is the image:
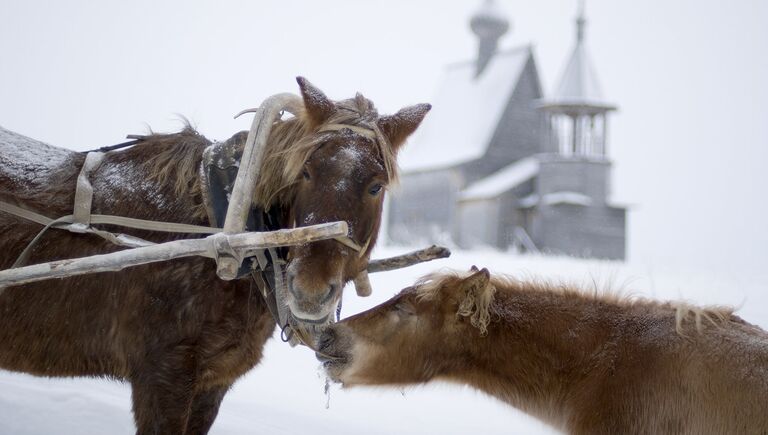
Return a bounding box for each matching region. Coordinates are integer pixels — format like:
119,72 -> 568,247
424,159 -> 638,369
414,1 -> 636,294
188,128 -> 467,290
398,47 -> 530,173
542,191 -> 592,206
98,160 -> 168,210
517,191 -> 594,208
0,125 -> 73,187
1,246 -> 765,435
460,157 -> 539,201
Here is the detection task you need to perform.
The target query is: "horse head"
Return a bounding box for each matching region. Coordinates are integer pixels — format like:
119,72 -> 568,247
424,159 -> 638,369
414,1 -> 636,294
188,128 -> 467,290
257,77 -> 430,327
315,267 -> 495,385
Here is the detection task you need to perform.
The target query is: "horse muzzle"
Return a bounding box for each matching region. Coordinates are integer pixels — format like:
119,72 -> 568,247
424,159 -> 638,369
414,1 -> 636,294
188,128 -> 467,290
285,269 -> 341,324
313,326 -> 349,375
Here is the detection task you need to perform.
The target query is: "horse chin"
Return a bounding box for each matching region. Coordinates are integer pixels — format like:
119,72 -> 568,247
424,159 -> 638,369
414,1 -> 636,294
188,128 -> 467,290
290,310 -> 332,325
315,349 -> 349,384
287,302 -> 335,325
288,308 -> 337,351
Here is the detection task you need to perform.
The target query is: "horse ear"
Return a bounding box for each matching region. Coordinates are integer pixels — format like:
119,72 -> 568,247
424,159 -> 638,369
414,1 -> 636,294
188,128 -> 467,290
462,268 -> 490,294
457,268 -> 494,335
470,265 -> 479,272
377,103 -> 431,150
296,76 -> 335,126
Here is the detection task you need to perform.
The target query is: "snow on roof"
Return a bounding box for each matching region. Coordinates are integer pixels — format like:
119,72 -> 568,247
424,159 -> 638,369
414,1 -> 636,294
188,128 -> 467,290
472,0 -> 509,25
459,157 -> 539,201
519,191 -> 593,208
399,46 -> 531,173
544,191 -> 592,206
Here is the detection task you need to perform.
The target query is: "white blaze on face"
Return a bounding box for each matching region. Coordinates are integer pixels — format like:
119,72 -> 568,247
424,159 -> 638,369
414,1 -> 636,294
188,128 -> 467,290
338,144 -> 365,169
329,144 -> 367,193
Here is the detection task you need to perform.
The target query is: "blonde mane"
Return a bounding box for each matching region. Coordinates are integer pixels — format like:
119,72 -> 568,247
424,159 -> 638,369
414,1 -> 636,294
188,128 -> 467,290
415,270 -> 497,335
125,93 -> 397,223
415,269 -> 737,336
254,94 -> 398,209
114,126 -> 210,221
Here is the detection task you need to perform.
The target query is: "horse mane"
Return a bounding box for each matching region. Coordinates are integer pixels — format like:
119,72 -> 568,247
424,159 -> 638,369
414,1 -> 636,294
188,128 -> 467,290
254,93 -> 398,209
114,126 -> 210,220
415,270 -> 497,335
116,92 -> 396,221
414,269 -> 737,336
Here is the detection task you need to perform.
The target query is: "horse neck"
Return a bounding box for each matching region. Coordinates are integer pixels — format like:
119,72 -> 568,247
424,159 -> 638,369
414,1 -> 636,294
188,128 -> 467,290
447,287 -> 633,428
94,131 -> 209,225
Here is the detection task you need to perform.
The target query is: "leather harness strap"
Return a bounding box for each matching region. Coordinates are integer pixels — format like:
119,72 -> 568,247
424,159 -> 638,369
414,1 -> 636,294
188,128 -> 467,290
72,151 -> 105,229
1,151 -> 223,267
1,132 -> 369,342
319,123 -> 378,140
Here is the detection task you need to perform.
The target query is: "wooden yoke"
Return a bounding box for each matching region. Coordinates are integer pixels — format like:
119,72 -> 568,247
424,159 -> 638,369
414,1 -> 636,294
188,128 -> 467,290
216,93 -> 303,280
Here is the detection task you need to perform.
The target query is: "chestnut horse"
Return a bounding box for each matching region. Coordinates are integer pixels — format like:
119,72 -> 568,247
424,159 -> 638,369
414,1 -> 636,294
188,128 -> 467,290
318,268 -> 768,435
0,77 -> 429,434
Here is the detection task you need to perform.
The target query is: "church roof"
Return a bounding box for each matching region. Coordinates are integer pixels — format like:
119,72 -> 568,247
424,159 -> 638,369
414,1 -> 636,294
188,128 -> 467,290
550,43 -> 606,106
399,46 -> 532,173
539,10 -> 615,112
459,156 -> 539,201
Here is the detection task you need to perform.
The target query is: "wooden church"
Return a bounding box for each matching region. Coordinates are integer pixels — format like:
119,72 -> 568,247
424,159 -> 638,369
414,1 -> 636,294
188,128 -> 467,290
388,0 -> 626,259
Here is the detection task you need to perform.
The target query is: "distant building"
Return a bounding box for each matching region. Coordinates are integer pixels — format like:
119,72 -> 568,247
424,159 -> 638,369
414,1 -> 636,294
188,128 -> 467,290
388,0 -> 626,259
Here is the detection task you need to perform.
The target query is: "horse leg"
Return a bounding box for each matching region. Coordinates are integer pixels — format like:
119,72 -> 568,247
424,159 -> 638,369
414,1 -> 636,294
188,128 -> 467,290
184,385 -> 230,435
130,347 -> 198,435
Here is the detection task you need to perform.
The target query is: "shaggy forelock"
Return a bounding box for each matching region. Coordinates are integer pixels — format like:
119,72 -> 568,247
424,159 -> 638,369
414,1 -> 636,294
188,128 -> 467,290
414,269 -> 497,335
253,94 -> 399,208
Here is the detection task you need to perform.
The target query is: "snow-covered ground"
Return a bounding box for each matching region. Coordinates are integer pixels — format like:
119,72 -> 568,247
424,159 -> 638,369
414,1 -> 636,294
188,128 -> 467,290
1,246 -> 765,435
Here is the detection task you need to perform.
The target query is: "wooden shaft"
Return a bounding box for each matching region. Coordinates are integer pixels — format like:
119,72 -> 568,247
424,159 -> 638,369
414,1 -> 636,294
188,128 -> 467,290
367,245 -> 451,274
0,222 -> 347,289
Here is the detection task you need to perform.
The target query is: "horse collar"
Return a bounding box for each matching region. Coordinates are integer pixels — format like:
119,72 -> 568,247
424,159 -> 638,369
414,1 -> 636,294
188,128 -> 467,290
200,140 -> 290,329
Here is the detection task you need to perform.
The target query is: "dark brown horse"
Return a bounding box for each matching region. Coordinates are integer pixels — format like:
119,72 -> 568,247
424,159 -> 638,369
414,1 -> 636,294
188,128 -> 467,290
317,268 -> 768,434
0,77 -> 430,434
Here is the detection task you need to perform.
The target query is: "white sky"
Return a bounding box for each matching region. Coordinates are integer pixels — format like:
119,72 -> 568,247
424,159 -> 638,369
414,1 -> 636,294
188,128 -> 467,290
1,0 -> 767,274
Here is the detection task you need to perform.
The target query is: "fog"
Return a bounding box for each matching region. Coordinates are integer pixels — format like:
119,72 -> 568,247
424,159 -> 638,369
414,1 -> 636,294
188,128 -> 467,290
2,0 -> 767,273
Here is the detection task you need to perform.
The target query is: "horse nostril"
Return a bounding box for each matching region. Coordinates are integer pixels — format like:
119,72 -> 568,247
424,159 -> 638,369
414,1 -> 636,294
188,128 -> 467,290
288,277 -> 339,306
319,284 -> 336,305
287,272 -> 302,301
325,283 -> 344,305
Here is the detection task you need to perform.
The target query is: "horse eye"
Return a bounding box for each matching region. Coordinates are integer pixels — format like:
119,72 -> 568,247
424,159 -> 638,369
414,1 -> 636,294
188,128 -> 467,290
302,168 -> 311,180
368,184 -> 383,196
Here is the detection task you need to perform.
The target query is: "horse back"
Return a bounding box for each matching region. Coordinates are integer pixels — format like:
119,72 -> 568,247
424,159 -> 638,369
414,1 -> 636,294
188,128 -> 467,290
0,126 -> 273,382
0,125 -> 82,213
